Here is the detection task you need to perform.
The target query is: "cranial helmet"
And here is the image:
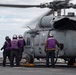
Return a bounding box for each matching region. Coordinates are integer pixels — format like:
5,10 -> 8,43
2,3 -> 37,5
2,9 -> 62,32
49,33 -> 53,37
5,36 -> 9,40
13,34 -> 17,39
18,34 -> 23,38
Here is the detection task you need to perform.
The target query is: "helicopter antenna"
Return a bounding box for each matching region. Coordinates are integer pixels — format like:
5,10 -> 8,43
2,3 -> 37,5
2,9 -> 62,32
64,0 -> 70,15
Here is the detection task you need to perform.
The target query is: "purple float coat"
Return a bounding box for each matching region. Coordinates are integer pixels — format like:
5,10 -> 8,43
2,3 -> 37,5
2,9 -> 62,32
18,38 -> 24,47
47,37 -> 56,49
5,41 -> 11,50
11,39 -> 18,49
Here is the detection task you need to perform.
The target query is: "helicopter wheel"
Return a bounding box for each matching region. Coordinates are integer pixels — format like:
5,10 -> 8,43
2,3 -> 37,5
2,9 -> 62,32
67,58 -> 75,65
29,55 -> 34,63
26,54 -> 34,63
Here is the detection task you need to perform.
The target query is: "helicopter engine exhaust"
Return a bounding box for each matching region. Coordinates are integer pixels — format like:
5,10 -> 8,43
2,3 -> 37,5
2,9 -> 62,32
54,18 -> 70,29
39,15 -> 76,30
54,18 -> 76,30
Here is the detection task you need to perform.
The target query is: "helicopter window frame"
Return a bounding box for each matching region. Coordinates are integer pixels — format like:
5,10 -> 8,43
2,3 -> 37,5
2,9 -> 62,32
26,37 -> 31,46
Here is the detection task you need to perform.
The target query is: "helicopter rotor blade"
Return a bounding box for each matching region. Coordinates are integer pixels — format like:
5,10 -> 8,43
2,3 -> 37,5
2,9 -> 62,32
0,4 -> 41,8
37,28 -> 55,31
0,0 -> 73,9
26,28 -> 55,34
25,9 -> 54,28
43,9 -> 54,16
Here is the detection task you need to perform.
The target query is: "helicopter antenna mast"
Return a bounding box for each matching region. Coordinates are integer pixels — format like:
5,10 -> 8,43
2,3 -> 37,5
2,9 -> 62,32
64,8 -> 66,15
63,0 -> 70,15
57,9 -> 61,16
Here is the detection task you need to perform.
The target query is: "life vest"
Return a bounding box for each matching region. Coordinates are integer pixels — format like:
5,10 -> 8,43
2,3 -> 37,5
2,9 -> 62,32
18,38 -> 24,47
11,39 -> 19,49
47,37 -> 56,49
5,41 -> 11,50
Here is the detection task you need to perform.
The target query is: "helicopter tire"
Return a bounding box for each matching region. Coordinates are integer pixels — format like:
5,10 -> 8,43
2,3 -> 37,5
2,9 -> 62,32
29,55 -> 34,63
67,58 -> 75,65
26,54 -> 34,63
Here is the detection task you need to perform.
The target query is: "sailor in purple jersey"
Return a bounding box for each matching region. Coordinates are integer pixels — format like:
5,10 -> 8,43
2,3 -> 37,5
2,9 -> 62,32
1,36 -> 11,67
18,34 -> 26,62
44,34 -> 59,67
10,34 -> 20,67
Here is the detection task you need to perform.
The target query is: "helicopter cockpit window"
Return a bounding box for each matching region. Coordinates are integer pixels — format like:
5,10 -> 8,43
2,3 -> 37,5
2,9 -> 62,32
68,12 -> 75,17
26,37 -> 30,46
54,18 -> 76,30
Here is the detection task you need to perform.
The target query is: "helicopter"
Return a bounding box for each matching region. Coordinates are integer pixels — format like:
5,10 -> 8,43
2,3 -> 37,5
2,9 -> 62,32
1,0 -> 76,65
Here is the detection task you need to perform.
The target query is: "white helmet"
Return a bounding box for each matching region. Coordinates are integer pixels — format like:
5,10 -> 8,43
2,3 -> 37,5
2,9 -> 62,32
13,34 -> 17,39
49,32 -> 53,36
18,34 -> 23,38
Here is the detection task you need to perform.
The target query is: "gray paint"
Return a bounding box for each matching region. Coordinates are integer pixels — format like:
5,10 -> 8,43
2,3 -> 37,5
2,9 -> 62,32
23,15 -> 76,59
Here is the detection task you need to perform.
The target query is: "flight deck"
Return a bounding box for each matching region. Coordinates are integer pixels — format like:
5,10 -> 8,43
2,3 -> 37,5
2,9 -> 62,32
0,58 -> 76,75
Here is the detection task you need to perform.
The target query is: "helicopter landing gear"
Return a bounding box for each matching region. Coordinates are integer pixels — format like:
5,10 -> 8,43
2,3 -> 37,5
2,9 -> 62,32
67,58 -> 75,65
26,54 -> 34,63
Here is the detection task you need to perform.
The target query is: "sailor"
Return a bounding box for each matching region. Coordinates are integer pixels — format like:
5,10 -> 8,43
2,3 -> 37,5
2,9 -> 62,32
44,33 -> 59,67
18,34 -> 26,62
1,36 -> 11,67
10,34 -> 20,67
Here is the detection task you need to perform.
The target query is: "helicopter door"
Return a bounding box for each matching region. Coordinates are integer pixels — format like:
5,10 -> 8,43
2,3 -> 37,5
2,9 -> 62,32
34,34 -> 40,57
65,30 -> 76,56
34,31 -> 48,58
38,31 -> 47,57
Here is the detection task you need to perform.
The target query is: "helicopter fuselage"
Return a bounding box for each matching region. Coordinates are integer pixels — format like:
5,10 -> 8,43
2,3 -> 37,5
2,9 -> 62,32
23,15 -> 76,64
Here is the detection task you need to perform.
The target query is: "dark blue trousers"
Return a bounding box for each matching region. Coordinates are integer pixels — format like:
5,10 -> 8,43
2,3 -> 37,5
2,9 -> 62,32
46,50 -> 55,67
10,49 -> 19,67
